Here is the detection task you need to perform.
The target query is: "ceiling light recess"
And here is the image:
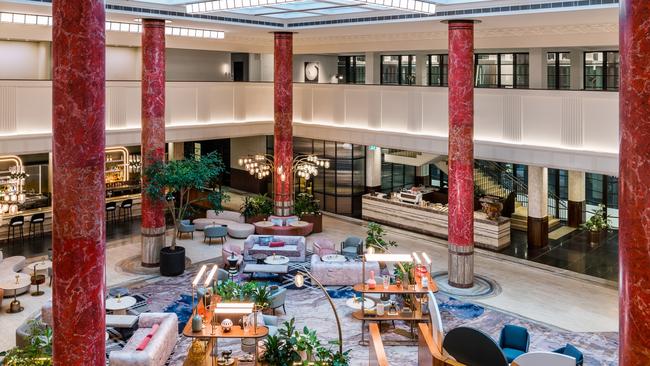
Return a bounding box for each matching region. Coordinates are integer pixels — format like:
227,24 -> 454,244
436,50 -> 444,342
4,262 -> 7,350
186,0 -> 435,14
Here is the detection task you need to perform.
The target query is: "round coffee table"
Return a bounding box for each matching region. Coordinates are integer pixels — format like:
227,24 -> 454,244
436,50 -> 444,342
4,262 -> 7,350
321,254 -> 347,263
252,253 -> 268,264
345,297 -> 375,310
105,296 -> 137,315
27,260 -> 52,277
254,221 -> 273,228
0,274 -> 31,313
288,221 -> 309,227
264,255 -> 290,265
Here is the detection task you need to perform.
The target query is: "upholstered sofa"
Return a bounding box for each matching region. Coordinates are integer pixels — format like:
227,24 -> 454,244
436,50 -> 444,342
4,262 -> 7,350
109,313 -> 178,366
244,235 -> 306,262
193,210 -> 255,238
0,251 -> 29,296
253,215 -> 314,236
310,254 -> 380,286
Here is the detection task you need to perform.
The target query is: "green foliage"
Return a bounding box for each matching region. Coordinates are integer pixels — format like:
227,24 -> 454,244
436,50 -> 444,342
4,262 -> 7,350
142,151 -> 228,249
215,280 -> 272,309
293,193 -> 321,216
393,262 -> 415,284
0,320 -> 52,366
262,319 -> 302,366
582,204 -> 611,232
240,194 -> 274,218
365,222 -> 397,252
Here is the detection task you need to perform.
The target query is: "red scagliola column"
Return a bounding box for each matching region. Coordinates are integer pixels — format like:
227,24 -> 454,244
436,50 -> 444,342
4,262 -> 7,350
447,20 -> 476,288
140,18 -> 167,267
51,0 -> 106,364
619,1 -> 650,364
273,32 -> 294,216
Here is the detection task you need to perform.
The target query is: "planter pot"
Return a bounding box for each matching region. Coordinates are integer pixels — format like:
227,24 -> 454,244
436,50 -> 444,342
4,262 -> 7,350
160,246 -> 186,276
589,230 -> 604,245
301,213 -> 322,233
245,214 -> 267,224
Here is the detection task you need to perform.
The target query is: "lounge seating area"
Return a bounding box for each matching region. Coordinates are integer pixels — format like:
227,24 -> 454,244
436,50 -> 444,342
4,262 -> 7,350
243,234 -> 306,262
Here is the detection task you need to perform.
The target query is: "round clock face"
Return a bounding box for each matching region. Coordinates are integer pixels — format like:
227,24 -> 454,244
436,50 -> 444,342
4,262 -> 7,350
305,62 -> 319,81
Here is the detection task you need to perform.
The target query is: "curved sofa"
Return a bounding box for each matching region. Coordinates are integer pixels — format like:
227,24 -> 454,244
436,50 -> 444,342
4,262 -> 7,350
0,253 -> 29,296
193,210 -> 255,239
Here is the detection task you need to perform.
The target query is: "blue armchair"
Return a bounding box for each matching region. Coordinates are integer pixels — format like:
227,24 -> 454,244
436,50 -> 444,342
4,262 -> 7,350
553,344 -> 584,366
241,314 -> 278,354
341,236 -> 364,258
204,225 -> 228,245
269,287 -> 287,315
498,324 -> 530,363
177,220 -> 195,239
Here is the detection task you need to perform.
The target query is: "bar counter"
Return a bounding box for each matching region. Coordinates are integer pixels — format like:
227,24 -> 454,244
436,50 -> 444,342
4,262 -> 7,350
0,193 -> 142,240
362,194 -> 511,250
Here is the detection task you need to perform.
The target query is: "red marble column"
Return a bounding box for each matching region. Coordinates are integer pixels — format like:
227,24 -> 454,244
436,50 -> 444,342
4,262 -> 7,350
273,32 -> 293,216
447,20 -> 475,288
141,19 -> 166,267
51,0 -> 106,364
619,1 -> 650,364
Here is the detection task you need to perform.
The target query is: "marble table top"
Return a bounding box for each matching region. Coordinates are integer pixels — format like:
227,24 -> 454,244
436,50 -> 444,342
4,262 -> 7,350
264,255 -> 290,265
105,296 -> 137,311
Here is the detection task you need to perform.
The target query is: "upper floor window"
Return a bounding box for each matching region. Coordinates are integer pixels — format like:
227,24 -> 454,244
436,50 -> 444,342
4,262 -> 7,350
337,55 -> 366,84
475,53 -> 529,88
427,54 -> 448,87
547,52 -> 571,90
584,51 -> 619,91
381,55 -> 416,85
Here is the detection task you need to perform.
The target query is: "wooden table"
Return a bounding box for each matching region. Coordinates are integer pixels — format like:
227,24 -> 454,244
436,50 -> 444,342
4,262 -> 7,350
183,306 -> 268,366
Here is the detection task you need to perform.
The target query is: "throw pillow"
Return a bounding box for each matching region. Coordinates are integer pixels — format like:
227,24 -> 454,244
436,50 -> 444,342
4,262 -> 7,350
286,217 -> 299,225
269,241 -> 285,248
270,218 -> 284,226
136,324 -> 160,351
258,236 -> 272,246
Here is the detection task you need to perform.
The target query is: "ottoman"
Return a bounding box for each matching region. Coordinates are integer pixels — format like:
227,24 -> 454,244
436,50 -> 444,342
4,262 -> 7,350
227,222 -> 255,238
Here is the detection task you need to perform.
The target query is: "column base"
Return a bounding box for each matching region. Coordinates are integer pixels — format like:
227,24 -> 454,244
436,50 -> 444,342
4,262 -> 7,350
567,200 -> 586,228
365,185 -> 381,194
527,216 -> 549,248
274,200 -> 293,217
141,226 -> 165,267
448,243 -> 474,288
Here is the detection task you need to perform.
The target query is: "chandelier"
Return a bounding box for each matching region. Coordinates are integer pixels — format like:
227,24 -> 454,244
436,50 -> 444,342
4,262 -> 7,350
238,154 -> 330,181
0,158 -> 27,216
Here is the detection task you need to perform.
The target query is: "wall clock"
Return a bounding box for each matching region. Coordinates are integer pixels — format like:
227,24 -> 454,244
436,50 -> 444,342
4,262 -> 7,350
304,62 -> 319,83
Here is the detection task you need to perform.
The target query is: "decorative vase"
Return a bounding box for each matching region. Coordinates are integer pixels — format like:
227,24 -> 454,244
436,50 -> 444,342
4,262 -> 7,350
191,312 -> 203,332
367,270 -> 376,289
589,230 -> 603,245
221,318 -> 233,332
376,301 -> 385,316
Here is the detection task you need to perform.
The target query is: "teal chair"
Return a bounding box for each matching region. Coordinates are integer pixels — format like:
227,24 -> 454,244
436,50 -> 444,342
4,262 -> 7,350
269,287 -> 287,315
178,220 -> 195,239
499,324 -> 530,363
204,225 -> 228,244
340,236 -> 364,258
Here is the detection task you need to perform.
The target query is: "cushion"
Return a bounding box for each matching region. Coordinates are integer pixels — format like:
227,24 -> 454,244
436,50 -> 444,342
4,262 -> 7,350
136,324 -> 159,351
269,241 -> 285,248
561,344 -> 583,362
258,236 -> 273,246
502,348 -> 525,363
501,325 -> 528,350
286,217 -> 299,225
270,218 -> 283,226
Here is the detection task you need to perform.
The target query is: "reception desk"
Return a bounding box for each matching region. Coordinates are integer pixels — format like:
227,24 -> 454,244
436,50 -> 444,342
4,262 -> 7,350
0,194 -> 142,240
362,194 -> 511,250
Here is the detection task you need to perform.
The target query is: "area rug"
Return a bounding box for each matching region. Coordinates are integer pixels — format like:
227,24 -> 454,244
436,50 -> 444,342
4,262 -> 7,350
112,263 -> 618,366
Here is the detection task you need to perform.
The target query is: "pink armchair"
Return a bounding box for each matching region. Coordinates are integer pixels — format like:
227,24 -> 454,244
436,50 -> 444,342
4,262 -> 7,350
222,244 -> 243,267
313,238 -> 337,256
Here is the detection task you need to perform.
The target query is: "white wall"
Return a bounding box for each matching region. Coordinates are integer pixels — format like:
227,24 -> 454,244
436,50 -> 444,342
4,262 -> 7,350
166,48 -> 232,81
106,46 -> 141,80
0,41 -> 50,80
259,54 -> 274,82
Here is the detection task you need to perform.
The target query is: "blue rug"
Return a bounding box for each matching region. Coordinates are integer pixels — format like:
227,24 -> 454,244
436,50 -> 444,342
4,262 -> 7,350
163,294 -> 194,333
438,296 -> 484,319
327,288 -> 359,299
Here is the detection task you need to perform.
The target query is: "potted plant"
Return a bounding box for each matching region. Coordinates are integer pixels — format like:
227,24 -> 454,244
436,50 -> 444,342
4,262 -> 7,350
582,204 -> 610,245
365,222 -> 397,253
241,194 -> 273,224
0,319 -> 52,366
143,151 -> 227,276
294,193 -> 322,233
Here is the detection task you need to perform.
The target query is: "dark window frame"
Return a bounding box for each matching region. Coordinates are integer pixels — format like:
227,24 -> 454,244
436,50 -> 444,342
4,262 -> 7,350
547,51 -> 572,90
380,54 -> 416,85
583,51 -> 619,91
427,54 -> 449,87
474,52 -> 529,89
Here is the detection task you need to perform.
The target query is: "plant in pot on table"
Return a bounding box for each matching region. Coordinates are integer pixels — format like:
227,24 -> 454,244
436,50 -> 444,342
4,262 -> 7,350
294,193 -> 322,233
582,204 -> 610,245
143,151 -> 228,276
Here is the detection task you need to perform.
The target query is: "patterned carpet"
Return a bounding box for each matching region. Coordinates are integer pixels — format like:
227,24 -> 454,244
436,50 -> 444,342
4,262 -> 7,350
110,261 -> 618,365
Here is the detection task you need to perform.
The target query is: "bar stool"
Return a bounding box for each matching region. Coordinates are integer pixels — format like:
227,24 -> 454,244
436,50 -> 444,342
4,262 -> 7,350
29,213 -> 45,239
106,202 -> 117,223
118,199 -> 133,222
7,216 -> 25,243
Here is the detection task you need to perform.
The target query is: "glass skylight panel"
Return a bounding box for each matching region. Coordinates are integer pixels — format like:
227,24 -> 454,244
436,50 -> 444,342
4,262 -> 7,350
314,6 -> 369,14
265,11 -> 320,18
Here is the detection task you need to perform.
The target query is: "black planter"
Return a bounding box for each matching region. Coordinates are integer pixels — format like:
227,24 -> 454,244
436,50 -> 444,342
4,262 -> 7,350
160,246 -> 186,276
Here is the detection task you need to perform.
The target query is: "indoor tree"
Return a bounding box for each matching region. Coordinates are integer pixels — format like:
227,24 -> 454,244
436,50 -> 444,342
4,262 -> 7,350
143,151 -> 228,274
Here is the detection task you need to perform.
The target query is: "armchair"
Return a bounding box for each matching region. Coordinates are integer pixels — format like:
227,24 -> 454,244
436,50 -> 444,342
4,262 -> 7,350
268,286 -> 287,315
313,238 -> 337,256
204,225 -> 227,245
498,324 -> 530,363
553,344 -> 584,366
340,236 -> 364,258
241,313 -> 279,355
177,220 -> 195,239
